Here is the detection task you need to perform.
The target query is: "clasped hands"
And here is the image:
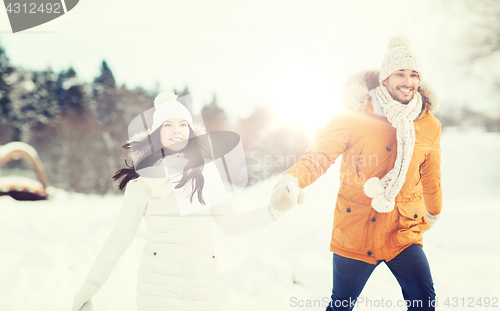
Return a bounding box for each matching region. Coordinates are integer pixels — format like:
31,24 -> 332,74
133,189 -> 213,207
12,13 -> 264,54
269,175 -> 305,218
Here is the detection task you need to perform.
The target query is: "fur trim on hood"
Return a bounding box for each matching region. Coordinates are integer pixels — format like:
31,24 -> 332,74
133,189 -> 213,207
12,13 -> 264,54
342,70 -> 439,114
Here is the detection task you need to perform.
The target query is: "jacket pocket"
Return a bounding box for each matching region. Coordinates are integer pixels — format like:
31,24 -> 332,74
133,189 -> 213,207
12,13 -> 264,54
332,199 -> 371,250
395,203 -> 426,246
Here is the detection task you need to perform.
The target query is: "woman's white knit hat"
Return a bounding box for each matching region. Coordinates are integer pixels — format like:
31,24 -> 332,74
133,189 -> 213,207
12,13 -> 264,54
151,92 -> 193,132
379,35 -> 422,84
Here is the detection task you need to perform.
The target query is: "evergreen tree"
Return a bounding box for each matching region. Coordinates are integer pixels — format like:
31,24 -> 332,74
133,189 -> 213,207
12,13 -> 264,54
174,86 -> 194,113
24,69 -> 59,126
55,67 -> 87,113
93,60 -> 116,89
176,86 -> 190,97
237,106 -> 276,149
91,60 -> 126,189
0,42 -> 15,128
9,69 -> 60,141
91,59 -> 121,127
201,94 -> 228,131
36,69 -> 59,121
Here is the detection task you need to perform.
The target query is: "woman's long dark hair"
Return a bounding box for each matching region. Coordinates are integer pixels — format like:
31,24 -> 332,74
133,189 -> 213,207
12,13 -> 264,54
112,125 -> 208,205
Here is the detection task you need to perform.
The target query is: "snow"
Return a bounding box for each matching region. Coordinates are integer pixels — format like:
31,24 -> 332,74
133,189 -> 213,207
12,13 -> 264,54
1,131 -> 499,311
0,142 -> 40,160
0,176 -> 44,191
62,77 -> 85,90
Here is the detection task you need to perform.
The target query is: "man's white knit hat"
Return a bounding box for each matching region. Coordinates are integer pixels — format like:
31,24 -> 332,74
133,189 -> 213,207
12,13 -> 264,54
379,35 -> 422,84
151,92 -> 193,132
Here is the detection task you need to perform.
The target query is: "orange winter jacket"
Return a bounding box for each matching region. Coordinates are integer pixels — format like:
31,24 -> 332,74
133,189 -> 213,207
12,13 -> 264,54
285,71 -> 442,264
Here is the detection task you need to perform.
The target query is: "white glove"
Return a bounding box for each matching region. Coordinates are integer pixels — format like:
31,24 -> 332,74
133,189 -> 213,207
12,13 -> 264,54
270,175 -> 305,213
425,210 -> 440,230
72,279 -> 100,311
73,300 -> 93,311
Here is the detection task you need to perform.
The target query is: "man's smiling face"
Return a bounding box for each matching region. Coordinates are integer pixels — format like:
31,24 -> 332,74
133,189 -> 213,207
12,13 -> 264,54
383,69 -> 420,104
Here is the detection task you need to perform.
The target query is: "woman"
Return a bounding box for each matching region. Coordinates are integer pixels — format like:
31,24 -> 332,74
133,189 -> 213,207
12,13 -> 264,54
72,92 -> 284,311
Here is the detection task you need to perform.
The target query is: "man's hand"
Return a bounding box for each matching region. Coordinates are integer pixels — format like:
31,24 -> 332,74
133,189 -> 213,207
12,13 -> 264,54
425,210 -> 440,230
270,175 -> 305,213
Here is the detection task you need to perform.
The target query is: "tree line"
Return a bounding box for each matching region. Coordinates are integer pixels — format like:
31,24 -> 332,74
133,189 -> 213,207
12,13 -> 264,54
3,0 -> 500,195
0,43 -> 310,193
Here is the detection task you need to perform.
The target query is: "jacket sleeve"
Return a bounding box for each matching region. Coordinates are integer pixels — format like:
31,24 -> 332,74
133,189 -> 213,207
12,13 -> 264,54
211,200 -> 276,235
205,162 -> 275,235
284,111 -> 351,188
421,123 -> 442,215
85,179 -> 147,288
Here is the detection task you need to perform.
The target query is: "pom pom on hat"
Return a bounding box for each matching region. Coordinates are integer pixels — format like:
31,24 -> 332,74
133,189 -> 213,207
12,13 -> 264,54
387,35 -> 412,49
151,92 -> 193,133
154,92 -> 178,107
379,35 -> 422,84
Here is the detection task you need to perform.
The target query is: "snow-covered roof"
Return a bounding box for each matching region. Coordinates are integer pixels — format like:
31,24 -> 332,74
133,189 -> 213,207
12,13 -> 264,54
0,142 -> 40,160
0,142 -> 48,191
0,176 -> 44,193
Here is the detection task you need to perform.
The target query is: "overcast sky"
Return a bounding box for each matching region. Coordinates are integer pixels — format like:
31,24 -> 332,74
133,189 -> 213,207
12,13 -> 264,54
0,0 -> 495,133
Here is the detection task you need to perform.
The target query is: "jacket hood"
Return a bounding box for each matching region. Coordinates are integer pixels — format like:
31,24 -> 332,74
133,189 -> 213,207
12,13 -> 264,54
342,70 -> 439,114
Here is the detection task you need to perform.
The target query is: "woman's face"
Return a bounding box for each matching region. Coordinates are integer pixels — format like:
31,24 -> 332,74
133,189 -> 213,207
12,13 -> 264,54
160,118 -> 190,151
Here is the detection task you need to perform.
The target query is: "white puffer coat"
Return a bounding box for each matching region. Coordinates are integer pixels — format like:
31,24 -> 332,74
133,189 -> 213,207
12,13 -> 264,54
83,161 -> 276,311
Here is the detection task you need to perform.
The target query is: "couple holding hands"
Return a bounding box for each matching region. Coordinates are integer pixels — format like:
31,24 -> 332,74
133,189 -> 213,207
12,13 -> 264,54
73,36 -> 441,311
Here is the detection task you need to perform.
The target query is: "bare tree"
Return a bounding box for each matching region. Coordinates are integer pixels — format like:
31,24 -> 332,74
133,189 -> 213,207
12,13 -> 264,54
462,0 -> 500,62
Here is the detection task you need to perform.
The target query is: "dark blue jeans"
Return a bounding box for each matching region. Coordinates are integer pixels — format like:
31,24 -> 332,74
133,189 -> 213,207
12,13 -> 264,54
326,244 -> 436,311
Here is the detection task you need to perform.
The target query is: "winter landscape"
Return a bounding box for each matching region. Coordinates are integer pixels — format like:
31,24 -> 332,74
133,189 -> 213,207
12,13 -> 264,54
1,0 -> 500,310
1,128 -> 499,311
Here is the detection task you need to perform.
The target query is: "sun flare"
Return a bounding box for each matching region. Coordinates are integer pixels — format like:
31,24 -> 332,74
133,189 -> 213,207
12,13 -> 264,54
256,56 -> 341,138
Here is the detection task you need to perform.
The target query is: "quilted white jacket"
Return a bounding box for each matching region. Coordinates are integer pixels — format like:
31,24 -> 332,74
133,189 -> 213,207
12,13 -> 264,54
81,161 -> 276,311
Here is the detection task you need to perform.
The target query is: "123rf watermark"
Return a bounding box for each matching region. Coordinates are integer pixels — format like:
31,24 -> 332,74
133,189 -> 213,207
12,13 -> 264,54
290,296 -> 499,308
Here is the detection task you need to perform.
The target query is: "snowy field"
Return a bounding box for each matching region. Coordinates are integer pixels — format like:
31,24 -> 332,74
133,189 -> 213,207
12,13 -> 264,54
1,130 -> 499,311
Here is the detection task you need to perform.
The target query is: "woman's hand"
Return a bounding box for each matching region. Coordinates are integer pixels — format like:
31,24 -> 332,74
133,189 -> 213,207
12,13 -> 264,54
72,279 -> 99,311
72,299 -> 93,311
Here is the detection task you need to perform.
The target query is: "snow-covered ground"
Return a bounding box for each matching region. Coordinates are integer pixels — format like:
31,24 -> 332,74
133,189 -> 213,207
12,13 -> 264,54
1,130 -> 499,311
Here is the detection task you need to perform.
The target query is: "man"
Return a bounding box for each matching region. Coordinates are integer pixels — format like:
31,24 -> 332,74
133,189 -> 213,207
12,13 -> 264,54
270,36 -> 442,311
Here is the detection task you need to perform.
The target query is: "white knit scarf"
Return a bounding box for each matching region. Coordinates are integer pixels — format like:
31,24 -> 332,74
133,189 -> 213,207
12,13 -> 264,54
363,85 -> 423,213
138,153 -> 186,204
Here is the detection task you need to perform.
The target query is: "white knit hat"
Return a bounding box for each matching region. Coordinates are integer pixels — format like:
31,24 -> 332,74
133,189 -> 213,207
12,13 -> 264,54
379,35 -> 422,84
151,92 -> 193,132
